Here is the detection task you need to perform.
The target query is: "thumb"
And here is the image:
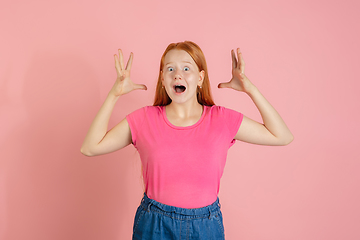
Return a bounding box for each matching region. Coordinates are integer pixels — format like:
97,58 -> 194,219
133,83 -> 148,91
218,81 -> 231,89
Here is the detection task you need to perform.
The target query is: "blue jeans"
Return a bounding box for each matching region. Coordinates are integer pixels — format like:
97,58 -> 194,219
132,193 -> 225,240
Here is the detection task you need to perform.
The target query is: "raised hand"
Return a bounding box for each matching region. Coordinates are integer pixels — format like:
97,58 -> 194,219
110,49 -> 147,97
218,48 -> 255,94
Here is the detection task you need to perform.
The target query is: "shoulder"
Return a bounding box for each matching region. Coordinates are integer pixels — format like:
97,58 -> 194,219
126,106 -> 165,128
206,105 -> 244,131
127,106 -> 162,118
126,106 -> 163,139
206,105 -> 242,117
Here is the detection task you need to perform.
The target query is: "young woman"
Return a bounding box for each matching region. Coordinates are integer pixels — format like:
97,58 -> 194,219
81,41 -> 293,239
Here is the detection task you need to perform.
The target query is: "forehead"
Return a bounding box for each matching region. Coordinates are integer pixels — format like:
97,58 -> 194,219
164,49 -> 195,65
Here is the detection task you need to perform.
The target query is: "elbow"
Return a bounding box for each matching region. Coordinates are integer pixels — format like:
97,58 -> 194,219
273,132 -> 294,146
80,146 -> 95,157
281,133 -> 294,146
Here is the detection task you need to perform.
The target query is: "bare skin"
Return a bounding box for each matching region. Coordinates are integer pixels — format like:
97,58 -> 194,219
218,48 -> 293,145
80,50 -> 146,156
161,49 -> 205,127
81,48 -> 293,157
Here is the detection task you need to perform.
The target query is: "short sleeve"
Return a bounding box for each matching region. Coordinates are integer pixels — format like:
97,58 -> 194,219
126,107 -> 147,147
219,106 -> 243,146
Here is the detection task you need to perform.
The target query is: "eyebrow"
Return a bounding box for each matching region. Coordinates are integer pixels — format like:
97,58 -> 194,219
165,61 -> 193,65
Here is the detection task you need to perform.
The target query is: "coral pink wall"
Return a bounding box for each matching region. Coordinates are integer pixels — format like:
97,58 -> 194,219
1,0 -> 360,239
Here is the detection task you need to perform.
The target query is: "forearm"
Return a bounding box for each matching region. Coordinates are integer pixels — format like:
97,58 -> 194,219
81,93 -> 120,154
247,86 -> 293,144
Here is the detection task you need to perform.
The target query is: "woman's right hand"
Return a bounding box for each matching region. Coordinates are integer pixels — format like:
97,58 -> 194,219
110,49 -> 147,97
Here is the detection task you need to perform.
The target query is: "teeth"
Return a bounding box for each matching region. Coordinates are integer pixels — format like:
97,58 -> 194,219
174,85 -> 186,93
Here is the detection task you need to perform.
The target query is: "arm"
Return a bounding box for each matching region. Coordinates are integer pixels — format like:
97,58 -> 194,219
80,50 -> 147,156
218,48 -> 293,146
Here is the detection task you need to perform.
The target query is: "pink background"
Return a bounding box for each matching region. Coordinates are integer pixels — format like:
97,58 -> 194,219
1,0 -> 360,239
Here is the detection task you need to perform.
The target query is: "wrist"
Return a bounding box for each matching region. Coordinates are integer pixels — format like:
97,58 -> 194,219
107,91 -> 121,101
245,84 -> 258,97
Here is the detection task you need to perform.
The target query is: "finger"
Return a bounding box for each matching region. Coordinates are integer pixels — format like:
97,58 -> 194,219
237,48 -> 245,73
231,49 -> 237,69
114,54 -> 121,75
217,81 -> 232,89
126,52 -> 133,71
133,83 -> 147,91
114,54 -> 119,69
236,48 -> 241,69
118,49 -> 125,70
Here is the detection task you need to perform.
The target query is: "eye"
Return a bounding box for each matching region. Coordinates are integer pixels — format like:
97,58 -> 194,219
184,67 -> 190,71
168,67 -> 174,72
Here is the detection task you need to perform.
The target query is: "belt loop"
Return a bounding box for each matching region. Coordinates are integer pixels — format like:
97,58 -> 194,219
147,200 -> 153,212
208,207 -> 212,219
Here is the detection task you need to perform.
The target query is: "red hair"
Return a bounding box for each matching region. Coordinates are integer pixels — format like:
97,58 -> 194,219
153,41 -> 215,106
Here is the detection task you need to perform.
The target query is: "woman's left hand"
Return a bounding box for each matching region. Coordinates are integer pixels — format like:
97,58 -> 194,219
218,48 -> 255,94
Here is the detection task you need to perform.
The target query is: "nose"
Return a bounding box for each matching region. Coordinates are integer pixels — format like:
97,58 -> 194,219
174,69 -> 182,80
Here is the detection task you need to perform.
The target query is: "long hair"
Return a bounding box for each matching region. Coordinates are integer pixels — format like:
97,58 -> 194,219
153,41 -> 215,106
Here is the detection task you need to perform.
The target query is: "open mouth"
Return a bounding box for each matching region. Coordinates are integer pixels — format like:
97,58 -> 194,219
174,84 -> 186,93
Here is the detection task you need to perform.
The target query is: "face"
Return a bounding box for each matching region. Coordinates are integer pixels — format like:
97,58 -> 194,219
161,49 -> 204,105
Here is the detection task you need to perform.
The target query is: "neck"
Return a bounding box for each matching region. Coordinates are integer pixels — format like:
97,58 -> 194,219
166,101 -> 203,119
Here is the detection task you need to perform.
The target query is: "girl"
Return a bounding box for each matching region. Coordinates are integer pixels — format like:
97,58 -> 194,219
81,41 -> 293,239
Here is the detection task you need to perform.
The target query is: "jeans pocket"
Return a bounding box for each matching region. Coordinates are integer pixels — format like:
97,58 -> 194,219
213,211 -> 225,239
133,205 -> 146,234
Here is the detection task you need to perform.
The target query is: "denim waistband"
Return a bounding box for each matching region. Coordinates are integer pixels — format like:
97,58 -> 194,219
140,193 -> 221,219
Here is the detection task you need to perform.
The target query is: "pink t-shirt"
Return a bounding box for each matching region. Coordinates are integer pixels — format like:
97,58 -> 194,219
126,105 -> 243,208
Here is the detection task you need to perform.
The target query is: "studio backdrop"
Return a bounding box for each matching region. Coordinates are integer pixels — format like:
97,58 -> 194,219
1,0 -> 359,239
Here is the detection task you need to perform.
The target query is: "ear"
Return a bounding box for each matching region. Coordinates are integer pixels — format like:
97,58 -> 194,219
161,70 -> 164,85
198,70 -> 205,87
